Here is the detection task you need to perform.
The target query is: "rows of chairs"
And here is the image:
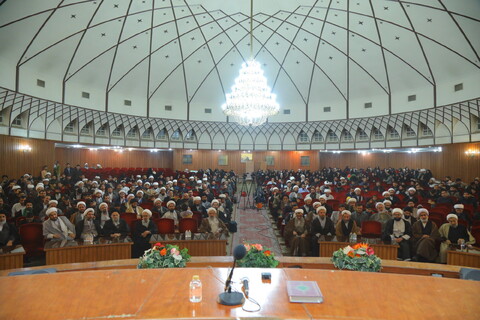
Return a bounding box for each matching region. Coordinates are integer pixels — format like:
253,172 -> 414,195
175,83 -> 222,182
13,213 -> 203,260
120,213 -> 200,235
81,167 -> 175,180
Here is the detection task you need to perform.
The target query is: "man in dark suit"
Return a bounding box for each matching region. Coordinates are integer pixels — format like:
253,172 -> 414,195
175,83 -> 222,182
0,212 -> 18,246
63,163 -> 73,177
102,211 -> 129,238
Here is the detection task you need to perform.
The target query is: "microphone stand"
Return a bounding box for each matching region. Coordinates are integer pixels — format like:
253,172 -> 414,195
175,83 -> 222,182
218,258 -> 245,306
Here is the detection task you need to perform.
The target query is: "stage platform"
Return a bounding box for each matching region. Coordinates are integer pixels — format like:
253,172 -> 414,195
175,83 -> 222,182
0,267 -> 478,319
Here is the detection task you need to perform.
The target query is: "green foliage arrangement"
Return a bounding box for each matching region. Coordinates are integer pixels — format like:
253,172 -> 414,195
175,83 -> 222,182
237,243 -> 279,268
137,242 -> 191,269
332,243 -> 382,272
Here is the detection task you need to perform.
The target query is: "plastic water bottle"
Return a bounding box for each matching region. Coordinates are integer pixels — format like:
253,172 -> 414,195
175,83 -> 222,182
189,275 -> 202,303
350,233 -> 357,243
185,230 -> 191,240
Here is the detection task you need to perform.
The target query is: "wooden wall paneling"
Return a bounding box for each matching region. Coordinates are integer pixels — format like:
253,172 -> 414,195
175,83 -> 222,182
0,134 -> 479,181
0,135 -> 56,178
54,148 -> 173,171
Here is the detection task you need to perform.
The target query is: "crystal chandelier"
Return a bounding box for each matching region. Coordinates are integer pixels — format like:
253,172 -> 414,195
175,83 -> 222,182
221,0 -> 279,126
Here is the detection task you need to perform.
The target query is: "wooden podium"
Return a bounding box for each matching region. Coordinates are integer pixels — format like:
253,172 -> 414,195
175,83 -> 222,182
1,268 -> 479,319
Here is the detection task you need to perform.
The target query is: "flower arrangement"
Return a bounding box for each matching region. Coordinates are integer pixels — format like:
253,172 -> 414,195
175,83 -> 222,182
237,243 -> 279,268
137,242 -> 191,269
331,243 -> 381,272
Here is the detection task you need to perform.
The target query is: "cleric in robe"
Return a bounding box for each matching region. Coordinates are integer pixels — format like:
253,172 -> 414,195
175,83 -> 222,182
43,207 -> 76,240
75,208 -> 101,240
132,209 -> 158,258
335,210 -> 361,242
102,211 -> 129,238
0,212 -> 19,246
284,209 -> 309,257
382,208 -> 412,261
199,207 -> 229,237
310,206 -> 335,256
438,213 -> 475,263
411,208 -> 440,262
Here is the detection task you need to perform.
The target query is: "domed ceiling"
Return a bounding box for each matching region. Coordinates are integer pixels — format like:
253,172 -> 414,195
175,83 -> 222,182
0,0 -> 479,150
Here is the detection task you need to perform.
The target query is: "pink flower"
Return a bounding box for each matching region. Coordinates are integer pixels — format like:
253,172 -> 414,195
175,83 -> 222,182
244,244 -> 251,251
254,244 -> 263,251
366,247 -> 375,256
170,248 -> 179,255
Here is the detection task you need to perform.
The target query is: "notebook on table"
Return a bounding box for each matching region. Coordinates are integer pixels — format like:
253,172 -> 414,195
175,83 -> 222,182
286,280 -> 324,303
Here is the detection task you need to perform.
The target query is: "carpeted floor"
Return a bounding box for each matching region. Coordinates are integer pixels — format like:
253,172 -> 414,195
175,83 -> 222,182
230,184 -> 284,256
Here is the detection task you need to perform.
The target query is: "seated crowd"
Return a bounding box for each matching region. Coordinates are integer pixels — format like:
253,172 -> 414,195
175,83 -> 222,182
259,167 -> 479,263
0,166 -> 237,258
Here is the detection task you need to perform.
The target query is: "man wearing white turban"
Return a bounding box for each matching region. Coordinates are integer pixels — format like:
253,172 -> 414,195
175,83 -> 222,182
132,209 -> 157,258
382,208 -> 412,261
284,209 -> 310,256
438,214 -> 475,263
411,209 -> 440,262
42,208 -> 75,240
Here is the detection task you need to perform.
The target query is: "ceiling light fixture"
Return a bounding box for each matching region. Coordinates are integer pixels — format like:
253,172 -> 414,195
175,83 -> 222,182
221,0 -> 279,126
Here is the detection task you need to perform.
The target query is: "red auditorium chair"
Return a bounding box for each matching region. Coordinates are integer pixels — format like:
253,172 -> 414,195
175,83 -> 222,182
327,199 -> 340,211
191,213 -> 203,228
428,216 -> 443,229
121,213 -> 139,234
360,221 -> 382,239
156,218 -> 175,234
19,223 -> 45,258
141,202 -> 153,210
179,218 -> 198,233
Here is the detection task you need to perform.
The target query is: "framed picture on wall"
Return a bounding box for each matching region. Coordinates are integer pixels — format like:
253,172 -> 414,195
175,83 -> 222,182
265,155 -> 274,166
300,156 -> 310,166
182,154 -> 192,165
241,153 -> 253,163
218,155 -> 228,166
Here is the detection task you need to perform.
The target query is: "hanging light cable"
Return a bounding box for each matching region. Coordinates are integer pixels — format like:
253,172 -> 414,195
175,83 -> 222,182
221,0 -> 280,126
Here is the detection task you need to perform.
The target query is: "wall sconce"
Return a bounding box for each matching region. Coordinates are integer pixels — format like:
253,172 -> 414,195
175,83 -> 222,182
19,145 -> 32,152
465,150 -> 480,157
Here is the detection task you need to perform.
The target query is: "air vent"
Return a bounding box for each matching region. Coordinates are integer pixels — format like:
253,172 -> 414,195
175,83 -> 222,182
165,105 -> 172,111
364,102 -> 372,109
82,91 -> 90,99
283,109 -> 291,114
454,83 -> 463,92
408,95 -> 416,102
124,99 -> 132,106
37,79 -> 45,88
323,107 -> 331,112
205,108 -> 212,114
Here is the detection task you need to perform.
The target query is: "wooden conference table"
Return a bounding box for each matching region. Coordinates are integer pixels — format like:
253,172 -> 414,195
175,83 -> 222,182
1,267 -> 479,319
448,248 -> 480,268
318,236 -> 399,260
0,245 -> 25,270
44,237 -> 132,265
150,234 -> 227,256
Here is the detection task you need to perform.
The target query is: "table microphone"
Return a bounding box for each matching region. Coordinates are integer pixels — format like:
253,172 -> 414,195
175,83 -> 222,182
241,277 -> 249,298
218,244 -> 246,306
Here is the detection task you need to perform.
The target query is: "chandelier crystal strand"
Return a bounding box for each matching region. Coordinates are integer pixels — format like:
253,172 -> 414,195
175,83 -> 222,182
221,0 -> 280,126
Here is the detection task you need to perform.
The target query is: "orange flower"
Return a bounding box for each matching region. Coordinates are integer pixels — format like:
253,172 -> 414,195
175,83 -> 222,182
264,250 -> 271,256
254,244 -> 263,251
353,243 -> 369,250
160,248 -> 167,256
347,251 -> 355,258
